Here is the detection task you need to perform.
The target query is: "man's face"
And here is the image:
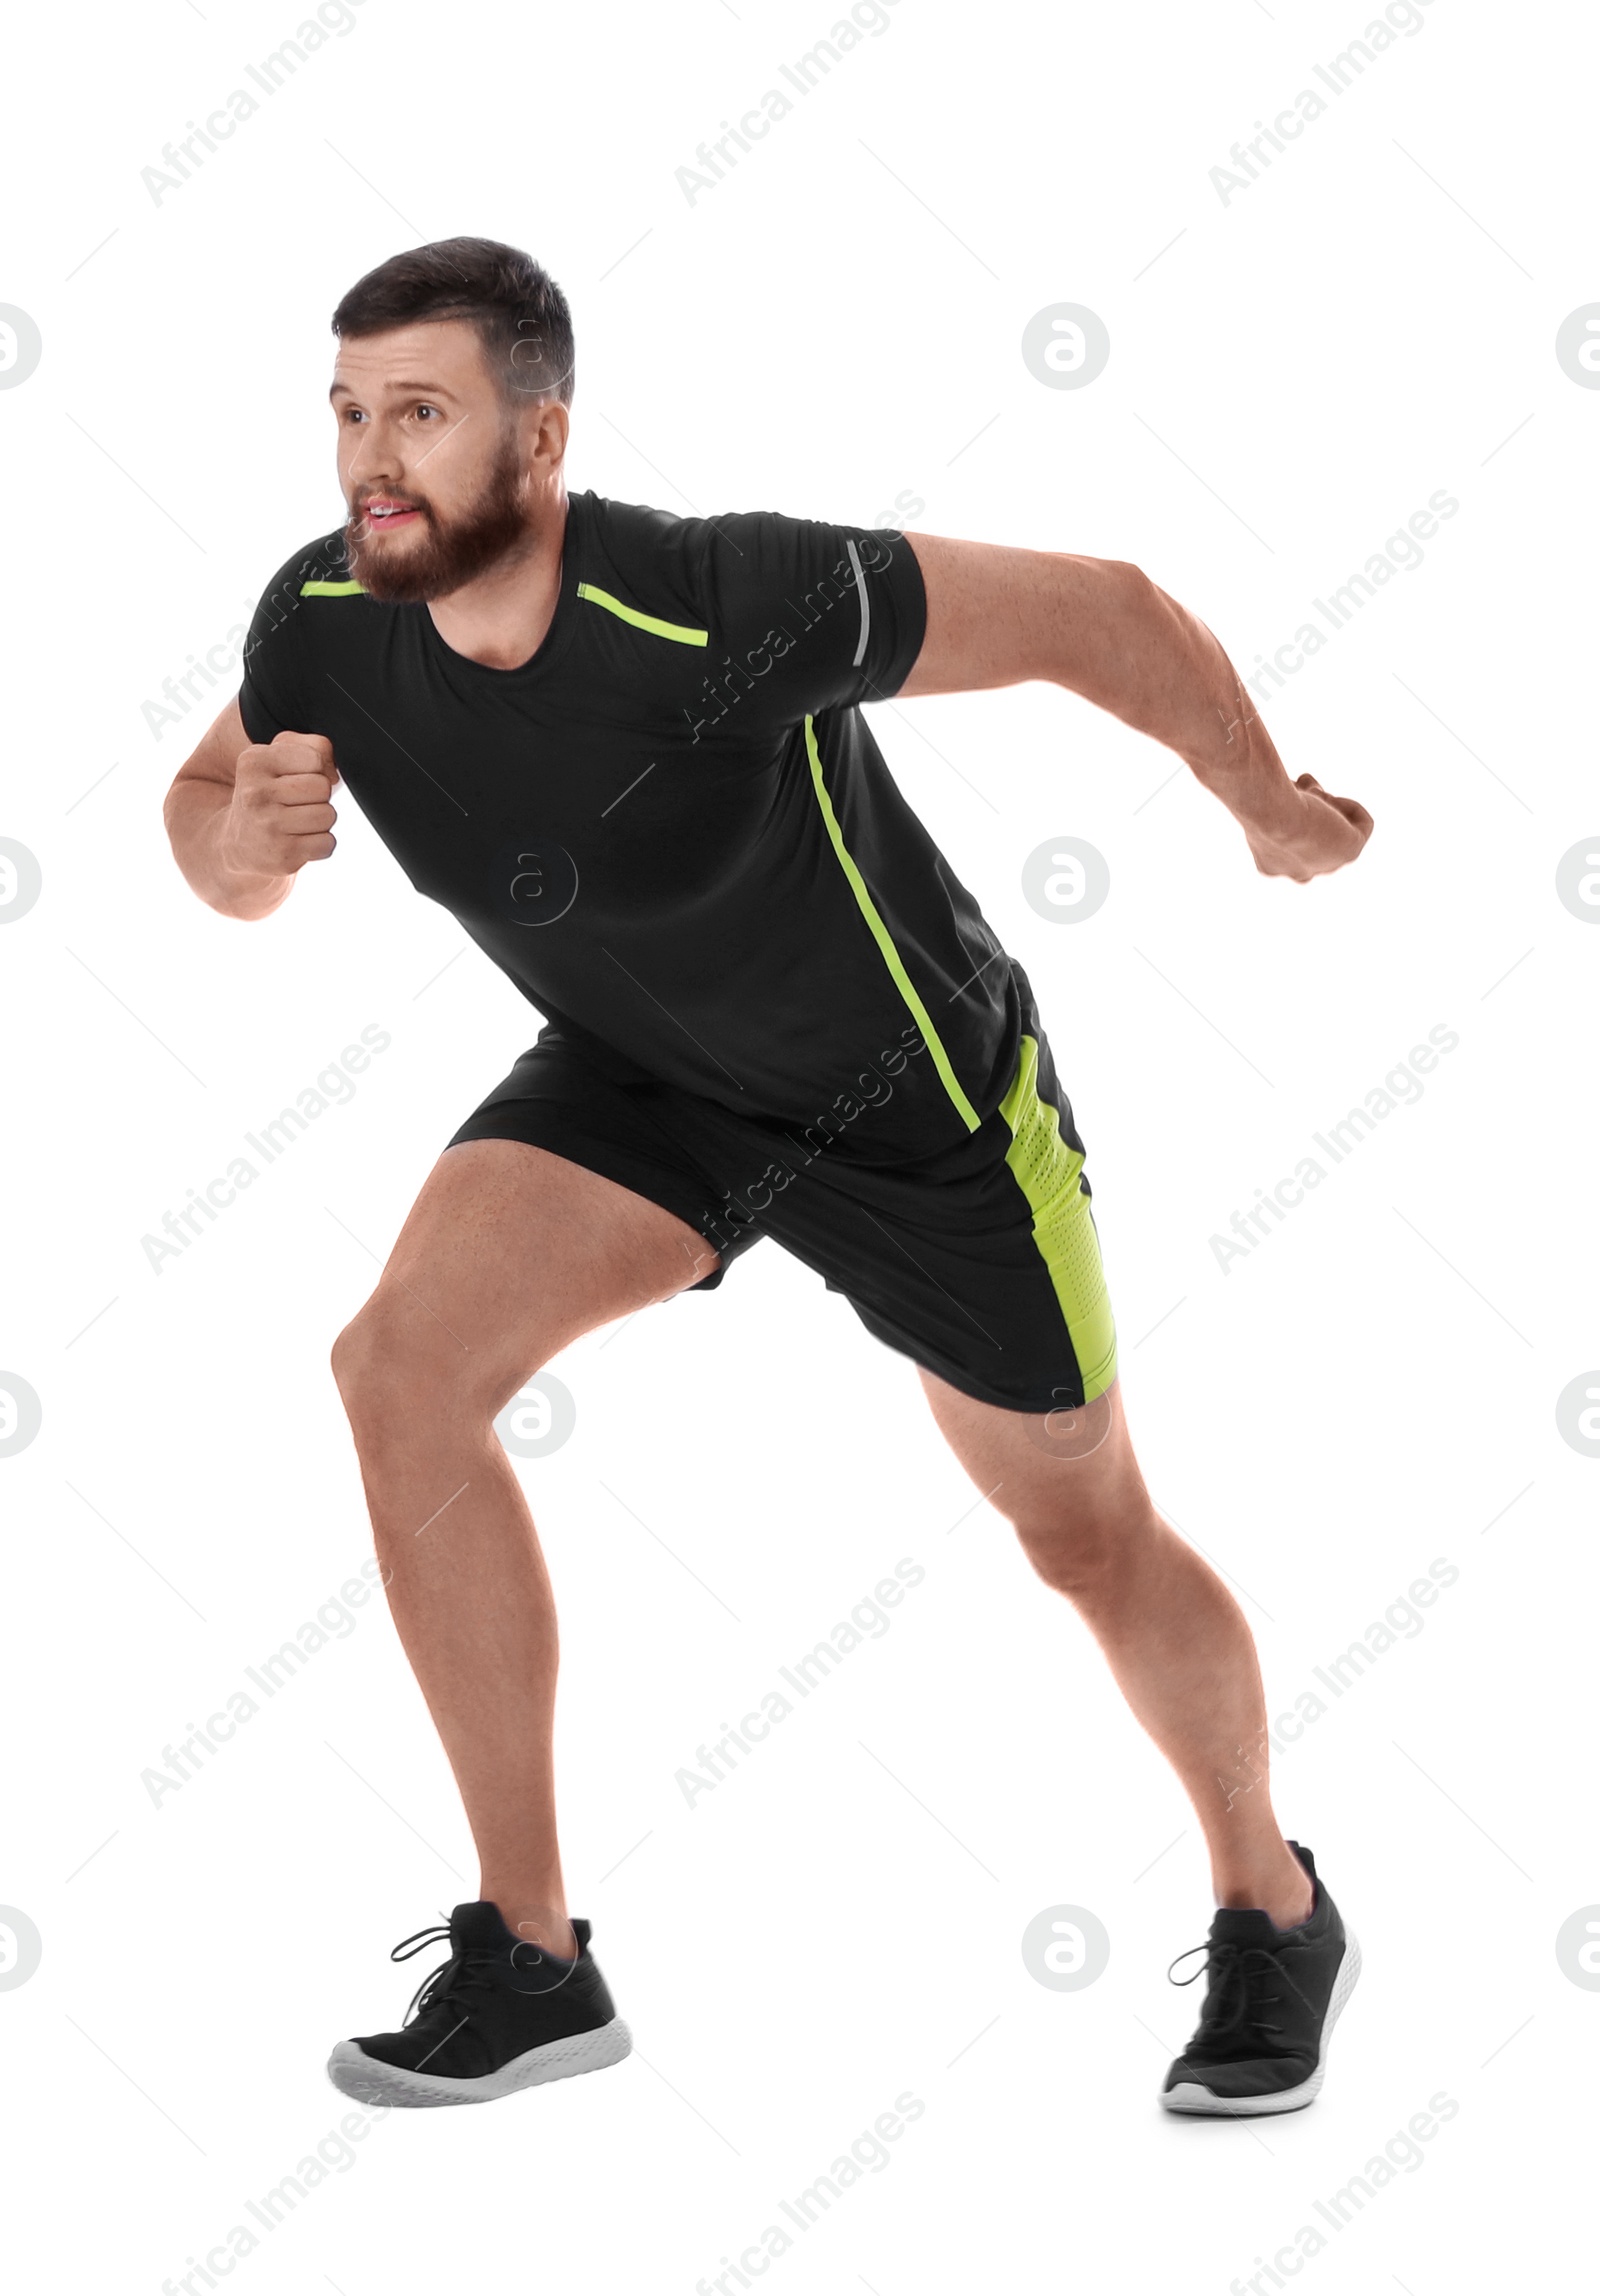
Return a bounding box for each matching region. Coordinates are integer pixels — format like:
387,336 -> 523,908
330,319 -> 538,602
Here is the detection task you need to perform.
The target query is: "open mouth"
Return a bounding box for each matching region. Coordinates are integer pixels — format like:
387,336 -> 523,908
358,497 -> 423,531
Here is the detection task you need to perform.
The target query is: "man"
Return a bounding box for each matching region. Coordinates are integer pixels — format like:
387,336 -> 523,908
163,238 -> 1372,2118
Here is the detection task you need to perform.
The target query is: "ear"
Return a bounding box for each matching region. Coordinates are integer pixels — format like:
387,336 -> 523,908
522,395 -> 569,474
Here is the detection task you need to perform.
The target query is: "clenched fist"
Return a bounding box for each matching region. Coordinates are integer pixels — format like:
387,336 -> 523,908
1243,773 -> 1374,884
221,730 -> 340,880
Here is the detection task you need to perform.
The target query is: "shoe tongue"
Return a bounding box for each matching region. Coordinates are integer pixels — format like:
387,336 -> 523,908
1211,1906 -> 1286,1946
446,1902 -> 586,1961
449,1900 -> 520,1951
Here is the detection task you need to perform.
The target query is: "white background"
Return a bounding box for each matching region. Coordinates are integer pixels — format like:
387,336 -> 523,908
1,0 -> 1593,2288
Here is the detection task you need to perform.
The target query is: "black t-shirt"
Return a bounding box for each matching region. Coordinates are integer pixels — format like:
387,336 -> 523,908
238,490 -> 1021,1162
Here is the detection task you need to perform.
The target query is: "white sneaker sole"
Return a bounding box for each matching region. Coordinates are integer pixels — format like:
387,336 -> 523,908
326,2014 -> 633,2108
1159,1929 -> 1362,2118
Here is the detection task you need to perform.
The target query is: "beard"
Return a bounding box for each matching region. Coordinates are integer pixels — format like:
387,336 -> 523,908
344,425 -> 534,603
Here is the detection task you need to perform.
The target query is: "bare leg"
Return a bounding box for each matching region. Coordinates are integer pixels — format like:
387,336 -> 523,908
331,1139 -> 718,1956
919,1370 -> 1313,1928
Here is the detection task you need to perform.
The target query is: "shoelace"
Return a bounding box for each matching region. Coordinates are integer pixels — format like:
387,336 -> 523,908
388,1922 -> 572,2027
389,1924 -> 507,2030
1166,1935 -> 1314,2053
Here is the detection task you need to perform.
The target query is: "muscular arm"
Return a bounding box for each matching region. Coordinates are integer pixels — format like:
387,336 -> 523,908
897,532 -> 1372,880
163,696 -> 339,919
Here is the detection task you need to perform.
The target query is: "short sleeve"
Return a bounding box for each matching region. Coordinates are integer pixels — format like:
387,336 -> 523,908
236,536 -> 343,744
695,509 -> 927,729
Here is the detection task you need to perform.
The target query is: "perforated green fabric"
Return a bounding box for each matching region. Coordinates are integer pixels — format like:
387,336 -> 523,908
998,1035 -> 1118,1402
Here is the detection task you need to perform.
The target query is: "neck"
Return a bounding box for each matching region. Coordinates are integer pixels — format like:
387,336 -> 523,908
426,479 -> 570,670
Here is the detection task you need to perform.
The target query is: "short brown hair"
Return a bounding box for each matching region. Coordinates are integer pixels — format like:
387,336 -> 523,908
331,237 -> 574,405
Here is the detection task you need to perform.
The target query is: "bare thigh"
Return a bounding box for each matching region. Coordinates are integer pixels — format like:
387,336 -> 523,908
333,1139 -> 719,1416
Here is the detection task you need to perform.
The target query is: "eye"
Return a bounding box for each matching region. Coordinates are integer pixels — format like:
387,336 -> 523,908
414,403 -> 440,420
341,407 -> 366,424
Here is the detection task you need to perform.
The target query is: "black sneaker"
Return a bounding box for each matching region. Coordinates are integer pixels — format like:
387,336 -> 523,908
1159,1843 -> 1359,2116
326,1902 -> 632,2108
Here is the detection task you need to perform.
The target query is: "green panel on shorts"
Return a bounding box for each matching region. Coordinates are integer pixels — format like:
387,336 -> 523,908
998,1034 -> 1118,1402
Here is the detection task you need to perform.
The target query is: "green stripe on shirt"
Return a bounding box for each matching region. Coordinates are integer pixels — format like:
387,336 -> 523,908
803,714 -> 981,1133
577,582 -> 708,646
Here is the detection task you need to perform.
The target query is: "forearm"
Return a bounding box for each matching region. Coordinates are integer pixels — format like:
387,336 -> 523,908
903,533 -> 1304,840
163,779 -> 295,920
902,532 -> 1367,879
1056,562 -> 1303,841
1023,551 -> 1294,840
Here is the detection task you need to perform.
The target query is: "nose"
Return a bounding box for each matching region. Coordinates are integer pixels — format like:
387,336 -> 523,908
344,413 -> 406,493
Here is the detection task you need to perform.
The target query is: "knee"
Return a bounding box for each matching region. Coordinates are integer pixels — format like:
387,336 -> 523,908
331,1297 -> 492,1439
330,1314 -> 376,1415
330,1311 -> 395,1436
1013,1504 -> 1157,1599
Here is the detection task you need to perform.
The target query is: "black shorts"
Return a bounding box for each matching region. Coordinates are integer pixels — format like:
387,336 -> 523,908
445,962 -> 1118,1415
